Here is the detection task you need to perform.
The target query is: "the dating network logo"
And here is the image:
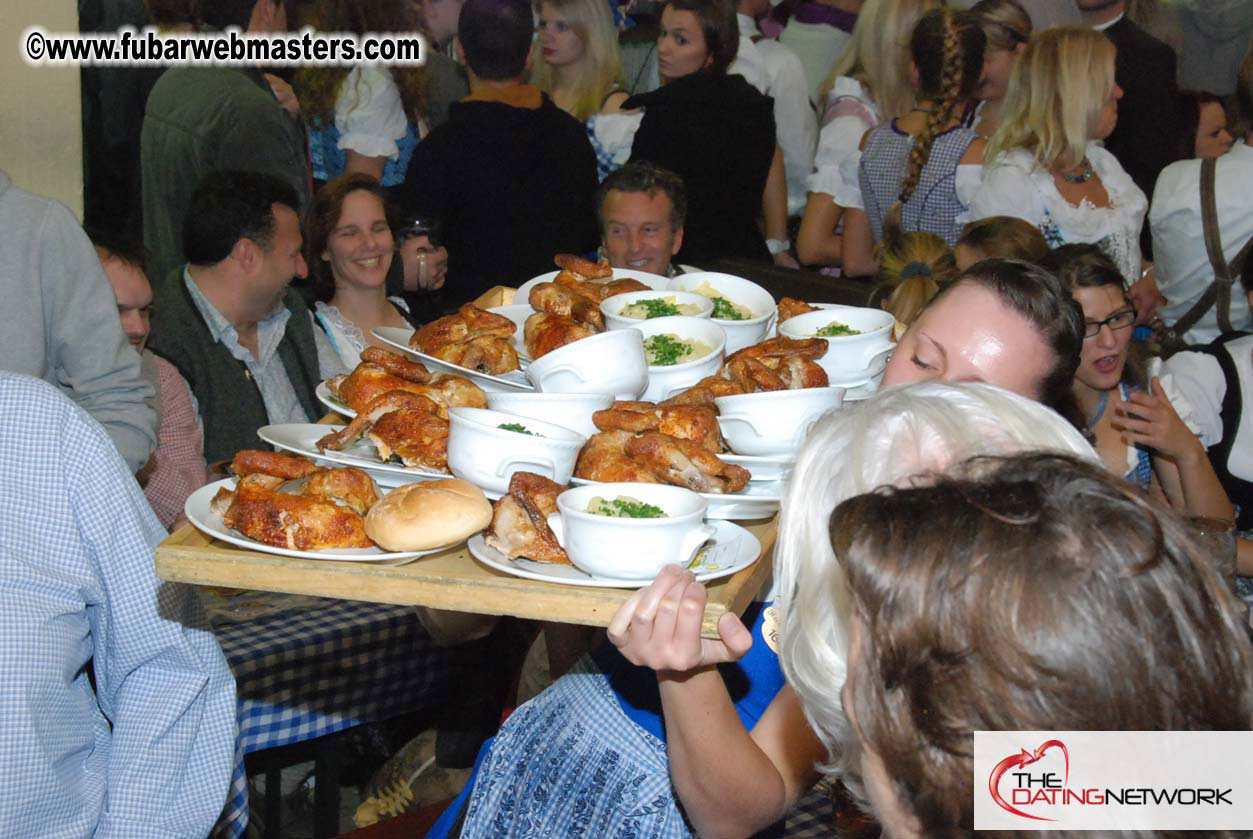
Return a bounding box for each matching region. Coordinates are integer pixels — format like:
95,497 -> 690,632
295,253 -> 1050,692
988,739 -> 1070,821
975,731 -> 1253,831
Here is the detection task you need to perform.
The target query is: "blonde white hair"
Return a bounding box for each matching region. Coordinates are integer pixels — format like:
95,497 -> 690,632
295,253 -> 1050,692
821,0 -> 940,120
772,381 -> 1097,774
985,26 -> 1116,171
529,0 -> 623,121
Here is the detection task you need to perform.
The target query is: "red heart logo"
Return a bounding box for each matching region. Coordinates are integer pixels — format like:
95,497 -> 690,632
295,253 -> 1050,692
988,740 -> 1069,821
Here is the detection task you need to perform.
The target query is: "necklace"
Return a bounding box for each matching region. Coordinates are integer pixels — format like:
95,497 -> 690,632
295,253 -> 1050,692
1060,158 -> 1094,184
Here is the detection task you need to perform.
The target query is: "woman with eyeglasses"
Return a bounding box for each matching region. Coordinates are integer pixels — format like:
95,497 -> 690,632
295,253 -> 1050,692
1044,244 -> 1233,519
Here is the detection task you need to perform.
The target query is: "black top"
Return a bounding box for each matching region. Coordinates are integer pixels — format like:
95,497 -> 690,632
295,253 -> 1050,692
399,94 -> 600,308
626,73 -> 777,265
1194,331 -> 1253,530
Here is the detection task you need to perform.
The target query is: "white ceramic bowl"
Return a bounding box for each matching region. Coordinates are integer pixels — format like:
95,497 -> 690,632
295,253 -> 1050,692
550,482 -> 714,579
715,387 -> 846,456
778,306 -> 896,382
632,316 -> 727,403
485,391 -> 614,438
447,407 -> 586,495
601,290 -> 714,331
524,328 -> 649,399
667,272 -> 777,355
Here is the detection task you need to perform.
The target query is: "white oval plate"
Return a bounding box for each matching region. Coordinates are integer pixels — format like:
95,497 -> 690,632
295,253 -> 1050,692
256,423 -> 448,488
372,326 -> 533,393
719,452 -> 796,483
466,519 -> 760,588
316,381 -> 357,418
514,267 -> 670,310
184,478 -> 441,563
569,477 -> 783,520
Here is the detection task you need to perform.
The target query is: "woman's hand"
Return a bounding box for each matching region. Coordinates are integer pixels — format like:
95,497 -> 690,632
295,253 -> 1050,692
400,235 -> 448,291
1113,376 -> 1205,465
607,564 -> 752,673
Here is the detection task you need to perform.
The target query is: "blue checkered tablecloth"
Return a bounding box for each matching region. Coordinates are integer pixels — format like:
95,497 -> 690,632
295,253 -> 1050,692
207,595 -> 457,839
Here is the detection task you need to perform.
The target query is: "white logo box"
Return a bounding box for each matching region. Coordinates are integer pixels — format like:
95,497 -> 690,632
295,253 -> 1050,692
974,731 -> 1253,831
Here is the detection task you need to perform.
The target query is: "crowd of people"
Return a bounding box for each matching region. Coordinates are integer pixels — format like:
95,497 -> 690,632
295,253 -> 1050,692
5,0 -> 1253,835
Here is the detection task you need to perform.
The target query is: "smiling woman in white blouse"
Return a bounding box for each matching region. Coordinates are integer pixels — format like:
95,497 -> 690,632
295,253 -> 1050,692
969,26 -> 1148,282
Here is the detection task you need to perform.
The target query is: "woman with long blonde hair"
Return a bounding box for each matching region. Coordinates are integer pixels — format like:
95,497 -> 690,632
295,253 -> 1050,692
797,0 -> 939,271
969,26 -> 1147,282
531,0 -> 627,120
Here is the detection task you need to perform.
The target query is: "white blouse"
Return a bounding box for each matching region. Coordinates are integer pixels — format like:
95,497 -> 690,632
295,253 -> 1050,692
1162,335 -> 1253,482
807,77 -> 879,199
1149,141 -> 1253,345
968,142 -> 1148,281
313,298 -> 410,370
335,66 -> 412,159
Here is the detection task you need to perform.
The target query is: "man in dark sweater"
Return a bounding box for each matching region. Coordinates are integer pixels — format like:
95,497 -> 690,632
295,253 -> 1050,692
398,0 -> 600,308
148,172 -> 342,466
1080,0 -> 1183,208
141,0 -> 310,286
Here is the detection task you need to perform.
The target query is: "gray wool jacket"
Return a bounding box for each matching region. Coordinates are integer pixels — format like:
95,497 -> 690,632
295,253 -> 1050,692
141,66 -> 311,286
0,170 -> 157,471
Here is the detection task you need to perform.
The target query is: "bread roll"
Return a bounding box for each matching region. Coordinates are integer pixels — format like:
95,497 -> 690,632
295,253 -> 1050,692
365,478 -> 491,551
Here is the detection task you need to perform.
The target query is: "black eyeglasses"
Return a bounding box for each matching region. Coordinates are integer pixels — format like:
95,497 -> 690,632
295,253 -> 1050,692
1084,308 -> 1136,338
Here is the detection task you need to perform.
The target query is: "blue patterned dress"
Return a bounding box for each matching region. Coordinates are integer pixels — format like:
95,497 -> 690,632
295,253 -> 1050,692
427,602 -> 785,839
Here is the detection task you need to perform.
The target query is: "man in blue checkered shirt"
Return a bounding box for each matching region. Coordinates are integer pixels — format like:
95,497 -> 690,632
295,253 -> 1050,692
0,372 -> 237,838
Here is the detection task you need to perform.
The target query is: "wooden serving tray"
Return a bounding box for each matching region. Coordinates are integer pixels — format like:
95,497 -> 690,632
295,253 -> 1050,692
165,283 -> 773,636
156,517 -> 776,638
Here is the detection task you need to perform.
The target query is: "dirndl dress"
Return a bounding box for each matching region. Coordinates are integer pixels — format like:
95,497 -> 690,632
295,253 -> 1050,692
428,601 -> 785,839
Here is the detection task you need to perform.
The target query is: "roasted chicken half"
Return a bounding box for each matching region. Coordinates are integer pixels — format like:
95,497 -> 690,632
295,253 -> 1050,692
528,283 -> 605,331
212,451 -> 380,550
574,430 -> 663,484
523,311 -> 598,359
624,432 -> 750,494
658,337 -> 830,407
592,401 -> 723,452
410,303 -> 520,375
329,355 -> 435,415
317,390 -> 450,472
484,471 -> 570,564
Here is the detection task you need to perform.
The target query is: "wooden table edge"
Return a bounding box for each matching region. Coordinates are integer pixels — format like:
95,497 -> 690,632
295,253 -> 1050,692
157,516 -> 777,638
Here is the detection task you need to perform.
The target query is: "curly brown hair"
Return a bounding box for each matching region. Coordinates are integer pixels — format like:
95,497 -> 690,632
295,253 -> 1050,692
294,0 -> 428,125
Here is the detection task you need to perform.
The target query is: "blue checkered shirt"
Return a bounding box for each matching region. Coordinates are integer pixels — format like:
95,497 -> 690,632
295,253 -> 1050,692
0,373 -> 237,839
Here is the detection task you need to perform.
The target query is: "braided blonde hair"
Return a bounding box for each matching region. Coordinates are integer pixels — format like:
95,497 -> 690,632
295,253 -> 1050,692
881,8 -> 985,241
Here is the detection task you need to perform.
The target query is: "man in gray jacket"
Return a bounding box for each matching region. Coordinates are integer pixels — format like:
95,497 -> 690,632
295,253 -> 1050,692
141,0 -> 309,285
0,170 -> 157,473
